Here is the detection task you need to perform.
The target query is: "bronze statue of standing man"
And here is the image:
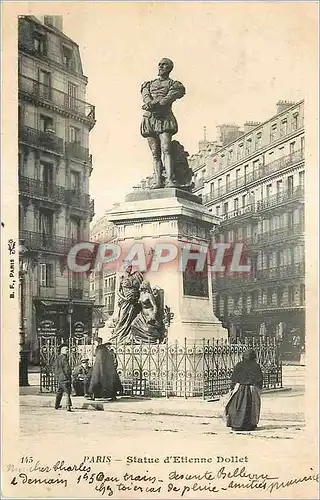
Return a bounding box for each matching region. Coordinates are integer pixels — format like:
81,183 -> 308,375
140,58 -> 186,188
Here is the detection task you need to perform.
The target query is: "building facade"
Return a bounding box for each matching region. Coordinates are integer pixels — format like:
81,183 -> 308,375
189,100 -> 305,360
90,208 -> 118,317
18,15 -> 96,360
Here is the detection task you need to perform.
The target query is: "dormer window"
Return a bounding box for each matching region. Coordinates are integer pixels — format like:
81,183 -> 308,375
33,32 -> 46,55
62,45 -> 74,70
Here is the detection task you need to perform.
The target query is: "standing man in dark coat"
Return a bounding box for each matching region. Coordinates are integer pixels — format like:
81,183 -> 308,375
54,345 -> 72,412
88,341 -> 123,401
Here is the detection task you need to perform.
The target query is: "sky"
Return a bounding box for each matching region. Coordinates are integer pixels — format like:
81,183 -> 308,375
60,2 -> 316,221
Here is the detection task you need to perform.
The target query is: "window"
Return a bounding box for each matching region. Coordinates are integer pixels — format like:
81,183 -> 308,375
40,162 -> 53,195
39,70 -> 51,99
235,169 -> 241,187
255,132 -> 262,150
62,45 -> 74,70
287,175 -> 294,194
292,113 -> 299,131
237,143 -> 243,160
70,171 -> 80,192
270,123 -> 277,141
245,138 -> 252,155
227,149 -> 233,165
69,126 -> 80,143
277,288 -> 284,306
266,184 -> 272,198
44,16 -> 55,26
267,289 -> 273,305
289,142 -> 295,155
299,171 -> 305,189
276,179 -> 283,193
33,33 -> 46,54
40,114 -> 54,133
39,263 -> 54,287
218,178 -> 222,194
234,198 -> 239,211
226,174 -> 230,191
287,211 -> 294,228
242,194 -> 247,207
210,183 -> 215,197
301,136 -> 305,152
244,165 -> 248,184
288,285 -> 295,305
223,202 -> 228,215
70,218 -> 80,240
39,209 -> 53,241
300,284 -> 305,305
216,206 -> 220,216
280,119 -> 288,137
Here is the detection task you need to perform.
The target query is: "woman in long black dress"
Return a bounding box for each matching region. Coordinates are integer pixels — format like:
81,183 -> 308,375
225,349 -> 263,431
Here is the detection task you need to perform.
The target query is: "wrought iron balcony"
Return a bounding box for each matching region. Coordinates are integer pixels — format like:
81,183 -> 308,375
203,149 -> 304,202
20,230 -> 76,255
216,262 -> 305,289
257,186 -> 304,212
19,176 -> 66,204
221,203 -> 260,224
38,286 -> 56,298
256,223 -> 304,245
69,288 -> 84,299
19,74 -> 95,126
255,262 -> 305,281
65,141 -> 89,162
19,125 -> 64,155
65,190 -> 90,210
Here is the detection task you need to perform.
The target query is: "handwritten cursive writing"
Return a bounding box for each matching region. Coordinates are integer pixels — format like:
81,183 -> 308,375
268,471 -> 319,493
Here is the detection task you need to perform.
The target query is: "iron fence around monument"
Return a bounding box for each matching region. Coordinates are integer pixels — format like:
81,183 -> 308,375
113,337 -> 282,398
38,336 -> 282,396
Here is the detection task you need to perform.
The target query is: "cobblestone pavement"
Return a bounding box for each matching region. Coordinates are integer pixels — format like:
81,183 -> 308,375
20,366 -> 305,446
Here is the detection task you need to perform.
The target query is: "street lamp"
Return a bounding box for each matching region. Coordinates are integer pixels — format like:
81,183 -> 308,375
68,300 -> 74,363
19,240 -> 30,386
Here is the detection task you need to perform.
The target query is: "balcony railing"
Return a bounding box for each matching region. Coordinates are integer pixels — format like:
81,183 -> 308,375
220,187 -> 304,223
20,176 -> 66,204
256,223 -> 304,244
216,262 -> 305,289
20,230 -> 76,255
69,288 -> 84,299
38,286 -> 56,298
65,141 -> 89,162
203,149 -> 304,202
19,74 -> 95,124
20,176 -> 92,211
65,190 -> 90,210
255,262 -> 305,280
257,186 -> 304,211
19,125 -> 64,155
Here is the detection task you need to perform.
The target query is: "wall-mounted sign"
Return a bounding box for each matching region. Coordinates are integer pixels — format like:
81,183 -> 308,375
73,321 -> 85,337
37,319 -> 57,336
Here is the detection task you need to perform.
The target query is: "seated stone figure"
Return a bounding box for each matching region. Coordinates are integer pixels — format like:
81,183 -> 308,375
170,140 -> 194,191
130,281 -> 166,344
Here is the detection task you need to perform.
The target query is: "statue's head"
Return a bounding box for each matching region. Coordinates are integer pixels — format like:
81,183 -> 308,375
140,280 -> 152,292
158,58 -> 174,77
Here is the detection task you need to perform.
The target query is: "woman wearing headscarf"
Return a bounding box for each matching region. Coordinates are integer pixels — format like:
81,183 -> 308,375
225,349 -> 263,431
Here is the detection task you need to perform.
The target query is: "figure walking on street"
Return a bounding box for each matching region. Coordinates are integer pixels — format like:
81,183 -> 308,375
54,345 -> 73,412
225,349 -> 263,431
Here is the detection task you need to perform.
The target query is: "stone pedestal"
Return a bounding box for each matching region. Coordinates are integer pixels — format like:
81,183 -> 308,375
109,188 -> 228,343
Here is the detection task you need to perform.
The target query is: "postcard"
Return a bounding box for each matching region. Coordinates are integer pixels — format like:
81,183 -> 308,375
1,1 -> 319,498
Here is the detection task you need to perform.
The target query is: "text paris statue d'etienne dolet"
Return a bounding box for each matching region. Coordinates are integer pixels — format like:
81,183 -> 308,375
140,58 -> 193,191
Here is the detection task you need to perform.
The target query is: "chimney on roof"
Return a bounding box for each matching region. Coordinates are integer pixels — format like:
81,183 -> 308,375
216,124 -> 243,146
243,121 -> 261,134
276,100 -> 296,115
43,15 -> 63,31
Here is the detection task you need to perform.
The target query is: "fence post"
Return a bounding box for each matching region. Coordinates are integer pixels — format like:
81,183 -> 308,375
184,337 -> 187,399
165,340 -> 169,399
202,338 -> 205,400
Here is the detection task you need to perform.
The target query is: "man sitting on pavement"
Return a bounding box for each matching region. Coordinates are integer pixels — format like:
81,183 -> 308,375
72,358 -> 91,397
